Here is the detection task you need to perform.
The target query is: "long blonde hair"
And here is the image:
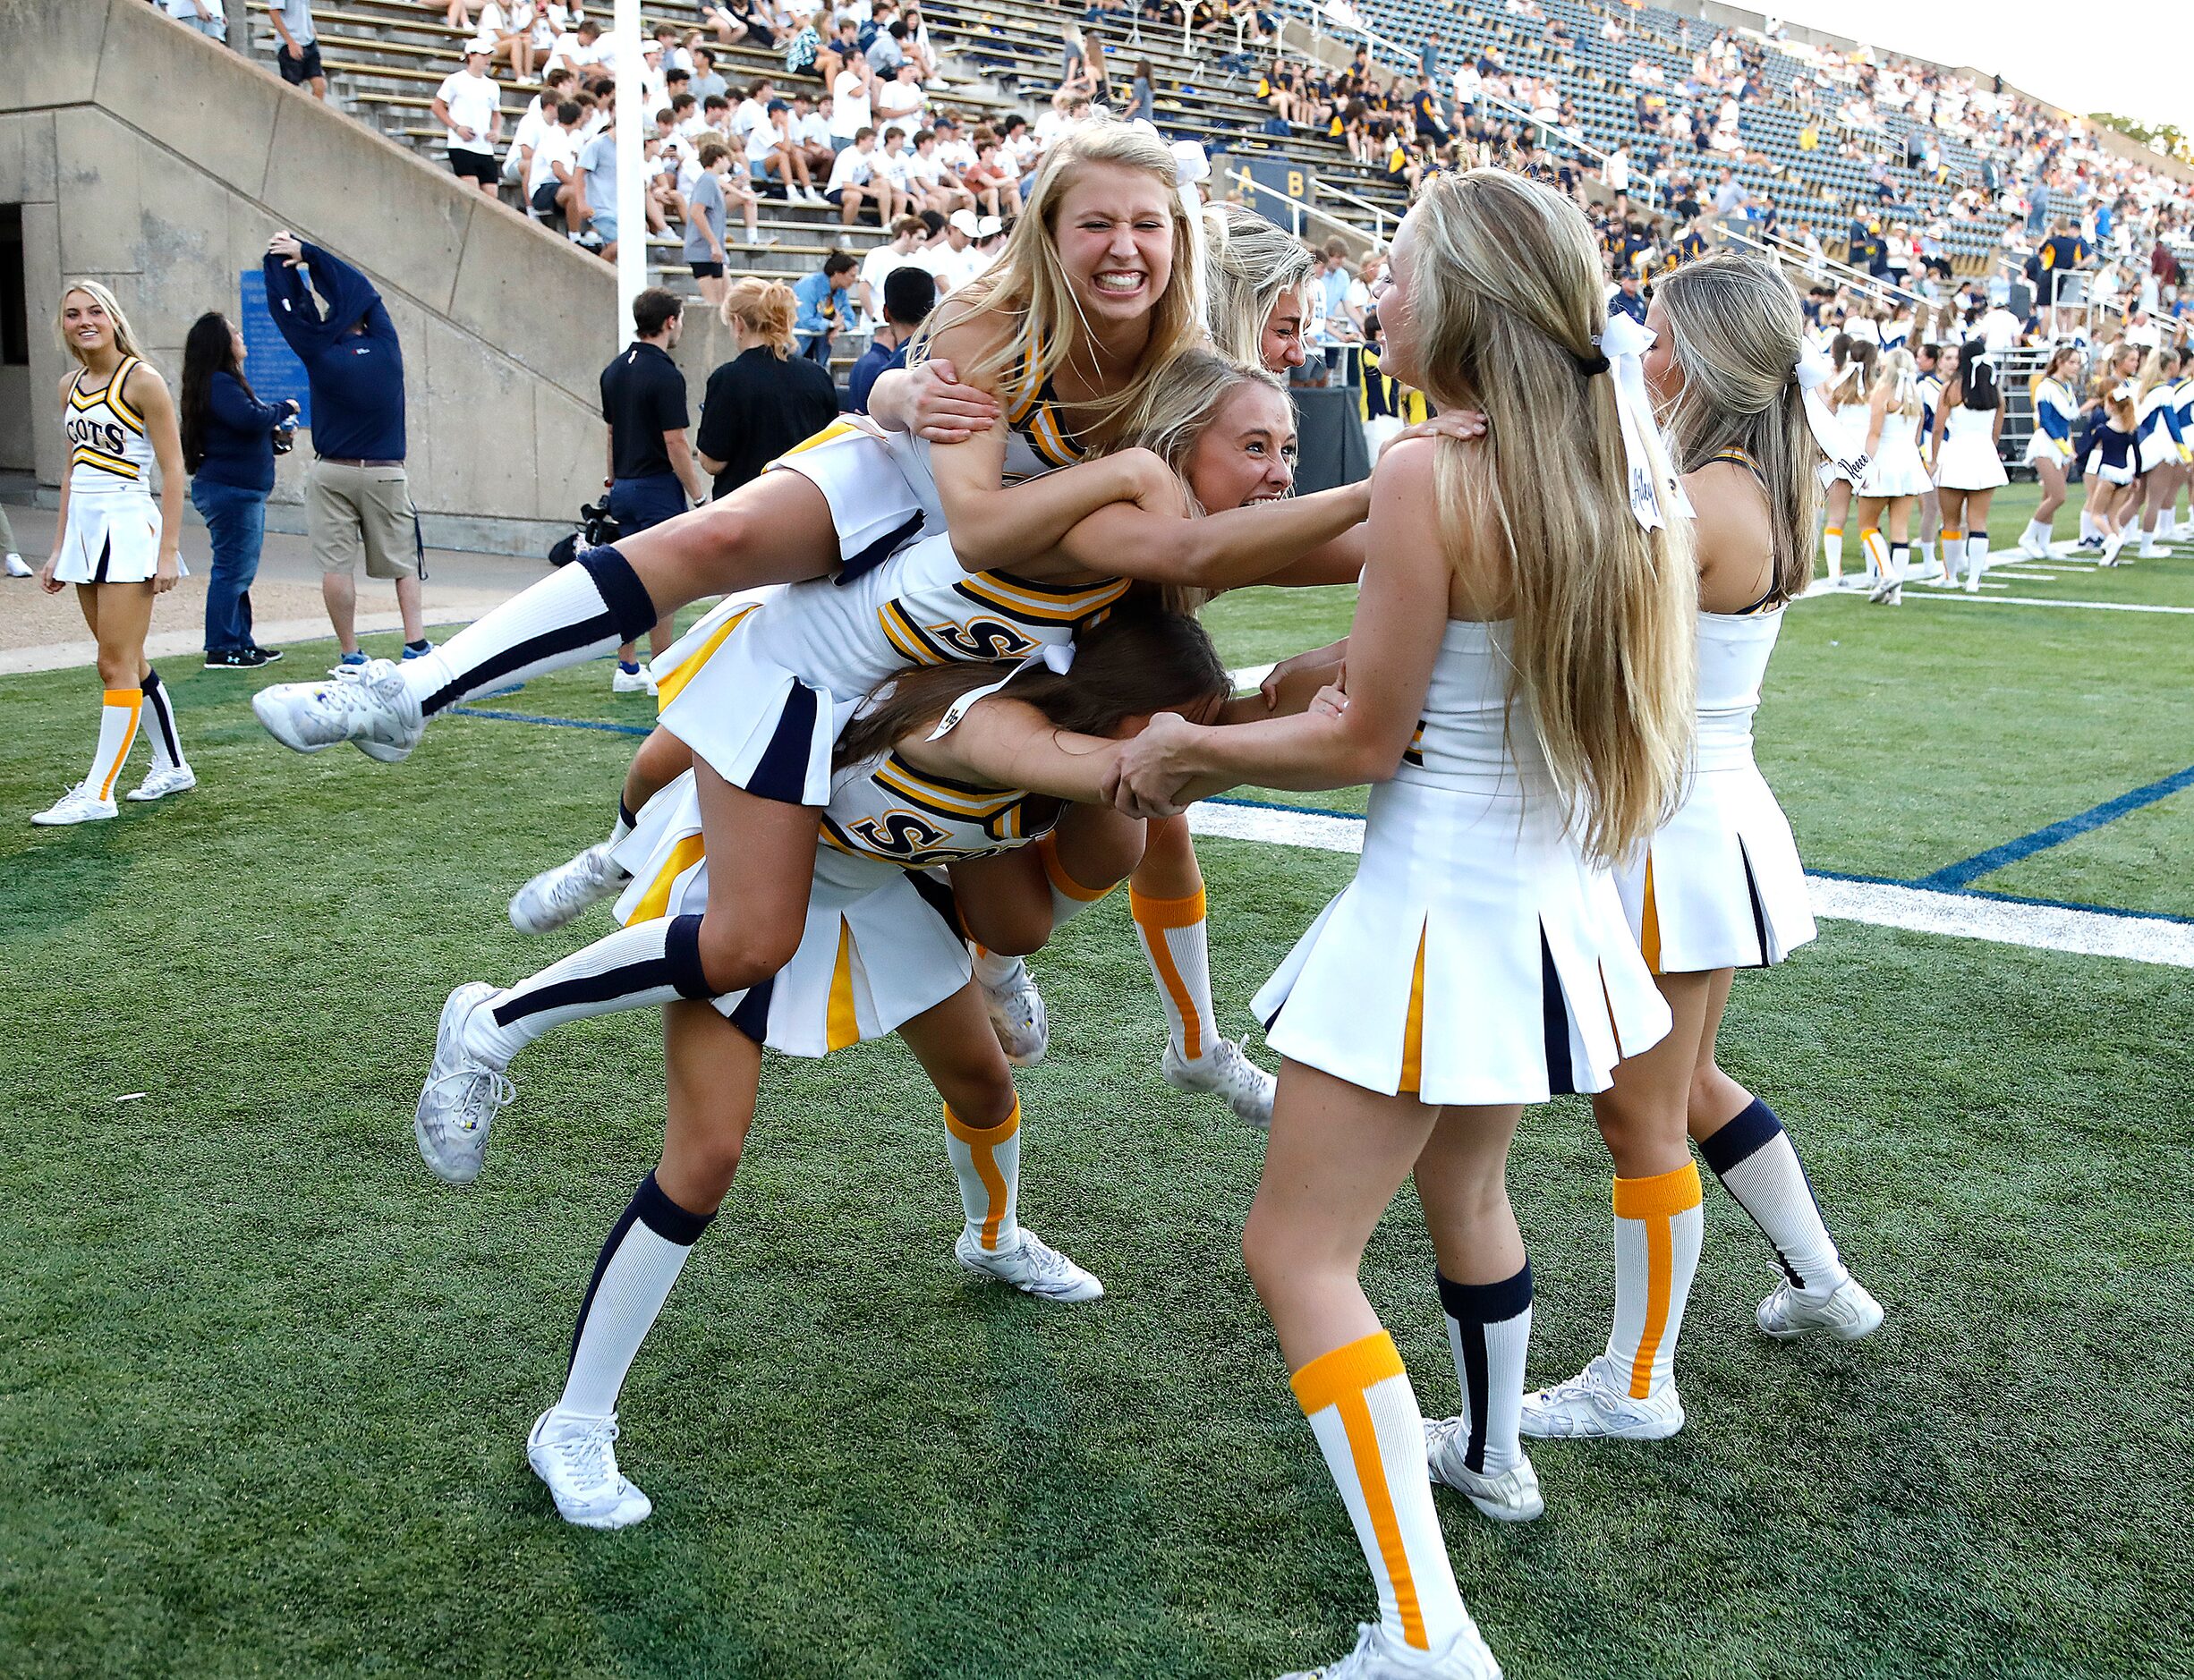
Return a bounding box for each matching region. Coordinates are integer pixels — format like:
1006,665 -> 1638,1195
1875,347 -> 1920,416
1401,168 -> 1695,862
912,120 -> 1206,438
56,280 -> 147,370
1654,254 -> 1822,607
720,276 -> 796,357
2135,347 -> 2171,402
1202,202 -> 1314,366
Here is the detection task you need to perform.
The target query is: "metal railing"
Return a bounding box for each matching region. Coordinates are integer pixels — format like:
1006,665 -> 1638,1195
1222,163 -> 1379,247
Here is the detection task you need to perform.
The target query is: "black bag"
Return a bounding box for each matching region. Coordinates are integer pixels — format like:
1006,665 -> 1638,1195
548,498 -> 621,567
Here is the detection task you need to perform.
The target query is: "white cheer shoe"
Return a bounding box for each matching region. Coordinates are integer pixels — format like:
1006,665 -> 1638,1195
415,982 -> 514,1184
32,784 -> 117,826
126,765 -> 197,802
1518,1354 -> 1685,1441
1163,1036 -> 1277,1128
1757,1275 -> 1884,1342
610,664 -> 657,695
509,843 -> 631,934
955,1226 -> 1103,1302
1280,1619 -> 1502,1680
528,1409 -> 653,1530
977,954 -> 1048,1066
251,658 -> 424,763
1423,1417 -> 1543,1522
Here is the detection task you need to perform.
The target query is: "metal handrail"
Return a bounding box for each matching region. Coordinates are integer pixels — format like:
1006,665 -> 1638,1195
1719,222 -> 1919,316
1222,163 -> 1380,248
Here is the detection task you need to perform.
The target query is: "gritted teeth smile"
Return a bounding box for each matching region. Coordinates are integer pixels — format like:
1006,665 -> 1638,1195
1093,270 -> 1144,294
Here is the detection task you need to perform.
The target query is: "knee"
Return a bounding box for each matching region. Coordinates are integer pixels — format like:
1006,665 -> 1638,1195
95,653 -> 138,690
631,727 -> 692,798
694,902 -> 804,997
943,1065 -> 1017,1131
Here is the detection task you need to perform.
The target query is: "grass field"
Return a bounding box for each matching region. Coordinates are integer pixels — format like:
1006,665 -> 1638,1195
6,489 -> 2193,1678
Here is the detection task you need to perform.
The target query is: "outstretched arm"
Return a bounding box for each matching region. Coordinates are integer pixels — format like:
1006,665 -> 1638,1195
898,698 -> 1126,805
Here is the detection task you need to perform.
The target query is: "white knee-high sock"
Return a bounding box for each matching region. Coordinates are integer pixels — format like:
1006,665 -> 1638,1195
1436,1262 -> 1533,1476
86,687 -> 142,802
1038,832 -> 1117,931
1698,1099 -> 1850,1297
944,1099 -> 1020,1253
1606,1162 -> 1704,1400
465,912 -> 715,1068
140,667 -> 186,774
401,547 -> 661,717
557,1171 -> 714,1419
1965,533 -> 1991,580
1132,885 -> 1219,1063
2079,508 -> 2097,542
1292,1331 -> 1475,1656
2022,517 -> 2050,552
1822,526 -> 1844,581
1887,539 -> 1909,582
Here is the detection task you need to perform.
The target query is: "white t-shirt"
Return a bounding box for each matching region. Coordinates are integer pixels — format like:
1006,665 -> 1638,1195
829,147 -> 877,194
745,119 -> 784,164
436,69 -> 502,155
796,111 -> 833,148
875,80 -> 925,127
904,151 -> 944,190
1978,307 -> 2021,352
526,124 -> 576,195
872,146 -> 914,187
936,137 -> 977,174
927,241 -> 982,296
831,70 -> 871,138
859,242 -> 915,326
732,98 -> 769,141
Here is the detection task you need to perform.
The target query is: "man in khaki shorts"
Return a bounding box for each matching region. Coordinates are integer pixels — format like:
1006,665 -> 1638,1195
265,232 -> 431,666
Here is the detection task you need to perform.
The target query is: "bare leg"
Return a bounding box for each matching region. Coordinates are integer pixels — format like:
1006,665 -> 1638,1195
323,569 -> 359,655
692,754 -> 823,997
394,573 -> 426,643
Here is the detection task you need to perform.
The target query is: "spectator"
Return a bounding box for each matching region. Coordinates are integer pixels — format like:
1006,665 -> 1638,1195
164,0 -> 229,44
506,65 -> 574,194
434,41 -> 505,198
269,0 -> 327,100
1127,59 -> 1155,123
926,209 -> 983,295
1607,268 -> 1646,326
178,310 -> 294,669
858,213 -> 929,327
526,98 -> 583,227
690,47 -> 727,104
597,289 -> 702,692
574,106 -> 625,258
261,232 -> 431,666
793,250 -> 858,361
695,279 -> 839,500
824,126 -> 886,226
848,265 -> 935,413
683,142 -> 738,307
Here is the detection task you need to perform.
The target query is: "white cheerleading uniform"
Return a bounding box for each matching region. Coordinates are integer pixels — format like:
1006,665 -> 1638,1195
610,733 -> 1061,1056
2021,377 -> 2079,468
1856,399 -> 1931,498
1933,403 -> 2008,491
653,530 -> 1130,804
1615,608 -> 1816,974
1252,620 -> 1671,1106
55,357 -> 181,585
2135,386 -> 2187,474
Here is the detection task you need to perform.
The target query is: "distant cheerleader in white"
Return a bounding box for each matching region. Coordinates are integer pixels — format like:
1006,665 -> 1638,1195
2132,345 -> 2190,558
2018,344 -> 2084,557
32,282 -> 194,826
1930,339 -> 2007,596
1852,346 -> 1931,604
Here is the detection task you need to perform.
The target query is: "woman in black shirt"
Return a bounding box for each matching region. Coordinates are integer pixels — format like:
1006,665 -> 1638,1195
694,278 -> 839,502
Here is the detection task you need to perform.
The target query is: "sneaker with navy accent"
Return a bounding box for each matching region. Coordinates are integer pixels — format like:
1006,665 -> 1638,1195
955,1226 -> 1103,1302
1423,1417 -> 1543,1523
414,982 -> 514,1184
610,661 -> 657,695
251,657 -> 424,763
401,638 -> 435,661
527,1409 -> 653,1530
1757,1275 -> 1884,1342
1518,1353 -> 1685,1441
1279,1618 -> 1503,1680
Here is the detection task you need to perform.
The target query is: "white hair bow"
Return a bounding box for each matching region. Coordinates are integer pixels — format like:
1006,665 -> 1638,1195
926,643 -> 1076,741
1594,312 -> 1688,531
1169,140 -> 1212,188
1793,348 -> 1865,479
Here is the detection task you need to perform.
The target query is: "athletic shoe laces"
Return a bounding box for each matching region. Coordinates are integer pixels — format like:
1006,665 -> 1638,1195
426,1066 -> 515,1137
546,851 -> 619,914
551,1414 -> 623,1489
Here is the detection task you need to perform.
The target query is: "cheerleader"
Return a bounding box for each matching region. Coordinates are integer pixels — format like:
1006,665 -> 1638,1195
2088,369 -> 2142,565
2133,347 -> 2190,557
487,607 -> 1233,1529
1931,338 -> 2008,596
1853,347 -> 1931,605
1520,254 -> 1880,1449
32,283 -> 194,826
1909,341 -> 1945,582
2017,344 -> 2084,557
1815,335 -> 1867,590
251,122 -> 1208,764
1110,171 -> 1695,1679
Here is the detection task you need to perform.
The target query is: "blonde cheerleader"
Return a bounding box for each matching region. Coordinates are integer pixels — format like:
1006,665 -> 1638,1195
1816,335 -> 1869,589
1520,254 -> 1881,1449
2017,344 -> 2084,557
33,283 -> 194,826
2133,346 -> 2190,558
443,607 -> 1232,1531
1930,338 -> 2008,596
1854,346 -> 1930,605
1110,171 -> 1697,1680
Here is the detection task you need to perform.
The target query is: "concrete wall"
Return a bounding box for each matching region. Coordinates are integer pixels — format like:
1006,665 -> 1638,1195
0,0 -> 643,554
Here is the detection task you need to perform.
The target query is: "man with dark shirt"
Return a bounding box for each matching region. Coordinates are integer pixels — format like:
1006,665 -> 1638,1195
848,265 -> 936,414
1607,269 -> 1647,327
599,289 -> 705,692
263,231 -> 429,663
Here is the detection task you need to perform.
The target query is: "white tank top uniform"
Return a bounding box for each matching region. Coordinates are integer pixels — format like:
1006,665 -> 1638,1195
610,710 -> 1064,1056
652,530 -> 1130,805
1933,402 -> 2008,491
2135,385 -> 2187,474
1252,620 -> 1671,1105
1856,395 -> 1931,499
1614,607 -> 1816,973
56,357 -> 183,585
2021,377 -> 2079,468
1823,372 -> 1870,483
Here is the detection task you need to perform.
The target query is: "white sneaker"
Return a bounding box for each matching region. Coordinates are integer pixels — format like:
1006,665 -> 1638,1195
415,982 -> 514,1184
1163,1036 -> 1276,1129
31,784 -> 117,826
251,658 -> 423,763
1757,1275 -> 1884,1342
1866,572 -> 1900,603
1423,1417 -> 1543,1523
1518,1353 -> 1684,1441
125,764 -> 197,802
3,552 -> 29,578
1280,1619 -> 1502,1680
955,1226 -> 1103,1302
510,843 -> 632,934
977,954 -> 1048,1066
610,664 -> 657,695
1963,561 -> 1985,591
2019,530 -> 2047,559
527,1409 -> 653,1530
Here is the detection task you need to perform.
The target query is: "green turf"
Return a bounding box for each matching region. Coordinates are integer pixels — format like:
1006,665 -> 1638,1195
5,573 -> 2192,1677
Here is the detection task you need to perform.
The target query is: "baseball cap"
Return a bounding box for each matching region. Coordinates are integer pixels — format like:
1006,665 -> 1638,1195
948,208 -> 980,236
976,214 -> 1002,238
767,98 -> 789,113
465,35 -> 494,54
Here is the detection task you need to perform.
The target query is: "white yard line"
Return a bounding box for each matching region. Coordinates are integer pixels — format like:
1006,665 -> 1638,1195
1186,801 -> 2194,969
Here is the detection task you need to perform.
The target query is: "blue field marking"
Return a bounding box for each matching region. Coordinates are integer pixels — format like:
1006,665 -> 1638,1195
1915,764 -> 2194,891
447,705 -> 653,737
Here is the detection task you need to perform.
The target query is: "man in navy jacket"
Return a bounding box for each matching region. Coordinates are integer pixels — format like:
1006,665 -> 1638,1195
264,231 -> 430,665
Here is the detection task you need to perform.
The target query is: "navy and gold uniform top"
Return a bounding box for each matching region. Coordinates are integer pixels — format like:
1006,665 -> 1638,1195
821,745 -> 1061,870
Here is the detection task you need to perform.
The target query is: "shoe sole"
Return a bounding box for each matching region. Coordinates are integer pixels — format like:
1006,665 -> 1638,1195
1518,1396 -> 1685,1441
31,808 -> 118,826
416,983 -> 499,1184
251,688 -> 336,753
954,1243 -> 1104,1302
125,780 -> 196,802
1430,1466 -> 1544,1523
1760,1300 -> 1885,1343
355,737 -> 414,764
525,1448 -> 653,1530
